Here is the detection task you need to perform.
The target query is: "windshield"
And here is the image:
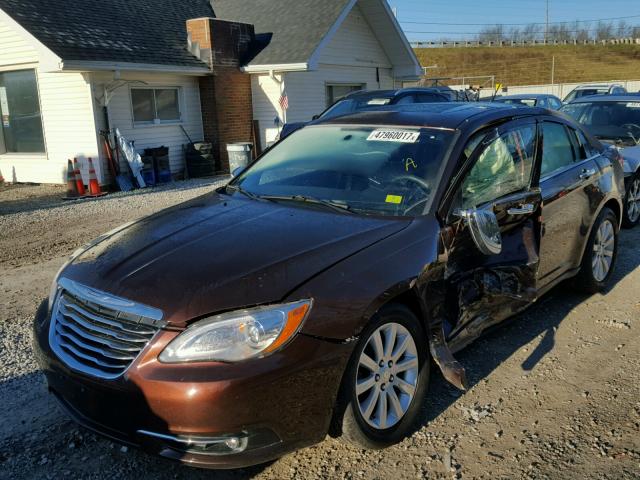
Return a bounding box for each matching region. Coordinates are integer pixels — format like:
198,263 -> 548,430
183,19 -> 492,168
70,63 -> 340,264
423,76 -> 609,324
561,101 -> 640,146
564,88 -> 608,103
320,97 -> 393,120
232,125 -> 456,217
497,98 -> 537,107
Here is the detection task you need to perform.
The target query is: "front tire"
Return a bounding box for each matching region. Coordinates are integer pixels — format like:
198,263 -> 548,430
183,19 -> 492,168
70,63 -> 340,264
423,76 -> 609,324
575,207 -> 619,293
339,304 -> 429,449
622,173 -> 640,228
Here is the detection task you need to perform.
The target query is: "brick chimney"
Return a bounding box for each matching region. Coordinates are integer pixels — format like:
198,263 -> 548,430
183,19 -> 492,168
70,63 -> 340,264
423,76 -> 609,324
186,18 -> 255,173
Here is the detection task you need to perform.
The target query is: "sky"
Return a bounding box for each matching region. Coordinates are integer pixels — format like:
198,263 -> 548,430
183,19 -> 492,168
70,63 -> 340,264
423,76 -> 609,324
387,0 -> 640,42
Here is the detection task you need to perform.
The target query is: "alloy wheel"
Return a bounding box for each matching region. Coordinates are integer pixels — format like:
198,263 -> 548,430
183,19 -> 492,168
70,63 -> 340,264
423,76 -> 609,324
627,178 -> 640,224
592,219 -> 615,282
355,322 -> 419,430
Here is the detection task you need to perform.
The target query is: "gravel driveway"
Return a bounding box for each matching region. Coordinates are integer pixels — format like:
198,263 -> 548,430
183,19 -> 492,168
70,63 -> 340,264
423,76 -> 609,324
1,180 -> 638,480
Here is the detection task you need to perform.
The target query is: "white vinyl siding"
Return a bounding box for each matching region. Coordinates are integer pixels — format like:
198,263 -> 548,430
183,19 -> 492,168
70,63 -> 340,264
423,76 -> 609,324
0,68 -> 100,184
93,72 -> 204,176
0,17 -> 38,68
250,2 -> 395,148
284,65 -> 394,123
317,4 -> 391,69
251,73 -> 285,148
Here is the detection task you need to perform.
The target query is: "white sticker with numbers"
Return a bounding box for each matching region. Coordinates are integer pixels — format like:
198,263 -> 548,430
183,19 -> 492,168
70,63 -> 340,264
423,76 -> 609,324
626,102 -> 640,108
367,129 -> 420,143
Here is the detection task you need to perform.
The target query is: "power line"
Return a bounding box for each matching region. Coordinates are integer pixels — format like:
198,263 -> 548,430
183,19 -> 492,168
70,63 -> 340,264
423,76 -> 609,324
405,25 -> 640,35
399,14 -> 640,27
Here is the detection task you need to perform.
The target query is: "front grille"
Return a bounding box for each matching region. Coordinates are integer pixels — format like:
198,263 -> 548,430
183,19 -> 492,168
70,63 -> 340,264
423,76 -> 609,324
49,278 -> 165,379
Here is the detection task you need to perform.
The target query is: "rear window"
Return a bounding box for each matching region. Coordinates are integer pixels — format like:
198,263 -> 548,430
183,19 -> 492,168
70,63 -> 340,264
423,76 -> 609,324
498,98 -> 536,107
561,101 -> 640,146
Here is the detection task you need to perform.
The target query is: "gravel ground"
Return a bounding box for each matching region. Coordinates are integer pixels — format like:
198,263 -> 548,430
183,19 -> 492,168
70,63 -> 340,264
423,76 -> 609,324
0,181 -> 638,480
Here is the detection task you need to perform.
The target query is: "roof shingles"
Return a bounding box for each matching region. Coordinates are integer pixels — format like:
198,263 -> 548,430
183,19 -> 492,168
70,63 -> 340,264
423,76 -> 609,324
1,0 -> 356,69
211,0 -> 351,66
0,0 -> 214,68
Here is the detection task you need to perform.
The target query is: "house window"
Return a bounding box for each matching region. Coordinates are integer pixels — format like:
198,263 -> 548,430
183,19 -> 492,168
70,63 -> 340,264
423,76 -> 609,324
131,88 -> 181,124
0,69 -> 45,154
326,84 -> 365,107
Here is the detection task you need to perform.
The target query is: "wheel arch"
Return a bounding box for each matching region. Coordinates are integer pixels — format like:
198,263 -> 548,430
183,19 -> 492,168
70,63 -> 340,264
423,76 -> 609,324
575,196 -> 623,270
603,197 -> 622,227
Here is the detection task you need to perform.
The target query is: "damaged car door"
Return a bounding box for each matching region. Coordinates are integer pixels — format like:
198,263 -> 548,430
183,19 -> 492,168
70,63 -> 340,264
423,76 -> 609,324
441,120 -> 542,352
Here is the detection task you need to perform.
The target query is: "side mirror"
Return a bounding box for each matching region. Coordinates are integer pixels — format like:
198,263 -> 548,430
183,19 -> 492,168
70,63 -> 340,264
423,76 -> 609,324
460,207 -> 502,255
311,114 -> 320,121
231,166 -> 246,178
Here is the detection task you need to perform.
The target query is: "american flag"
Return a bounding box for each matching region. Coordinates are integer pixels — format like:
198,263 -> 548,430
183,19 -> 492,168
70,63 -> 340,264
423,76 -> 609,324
279,91 -> 289,111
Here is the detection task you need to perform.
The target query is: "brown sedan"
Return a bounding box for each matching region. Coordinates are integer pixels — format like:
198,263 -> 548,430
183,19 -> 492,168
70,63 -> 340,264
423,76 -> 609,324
34,103 -> 625,468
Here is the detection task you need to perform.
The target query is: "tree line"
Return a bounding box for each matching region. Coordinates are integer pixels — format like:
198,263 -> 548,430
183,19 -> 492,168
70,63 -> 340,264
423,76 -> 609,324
475,20 -> 640,43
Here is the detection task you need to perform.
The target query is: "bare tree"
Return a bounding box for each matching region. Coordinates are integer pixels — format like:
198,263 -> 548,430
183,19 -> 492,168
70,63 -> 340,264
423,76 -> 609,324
575,21 -> 591,43
477,24 -> 506,43
616,20 -> 630,38
521,23 -> 538,42
595,21 -> 614,41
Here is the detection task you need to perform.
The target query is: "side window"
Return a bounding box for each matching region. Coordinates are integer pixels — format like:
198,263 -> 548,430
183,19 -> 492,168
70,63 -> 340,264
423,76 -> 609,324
394,95 -> 415,105
537,98 -> 548,108
566,127 -> 588,161
459,125 -> 536,208
548,98 -> 561,110
416,93 -> 444,103
541,122 -> 576,177
575,128 -> 598,157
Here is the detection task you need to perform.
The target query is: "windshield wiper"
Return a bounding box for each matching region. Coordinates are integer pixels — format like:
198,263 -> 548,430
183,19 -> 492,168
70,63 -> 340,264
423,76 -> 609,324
225,184 -> 262,200
259,194 -> 355,214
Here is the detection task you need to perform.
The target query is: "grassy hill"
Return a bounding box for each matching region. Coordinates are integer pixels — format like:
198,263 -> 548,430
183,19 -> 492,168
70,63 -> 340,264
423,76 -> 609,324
414,44 -> 640,87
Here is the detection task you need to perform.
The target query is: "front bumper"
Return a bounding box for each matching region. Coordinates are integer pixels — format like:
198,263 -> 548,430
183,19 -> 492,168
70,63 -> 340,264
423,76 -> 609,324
33,301 -> 352,469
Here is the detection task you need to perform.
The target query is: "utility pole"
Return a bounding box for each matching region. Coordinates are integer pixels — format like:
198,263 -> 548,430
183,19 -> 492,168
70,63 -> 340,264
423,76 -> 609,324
545,0 -> 549,43
551,55 -> 555,84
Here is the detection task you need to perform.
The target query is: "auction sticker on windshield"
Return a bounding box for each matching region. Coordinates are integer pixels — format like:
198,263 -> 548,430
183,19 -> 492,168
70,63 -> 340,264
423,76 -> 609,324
626,102 -> 640,108
367,129 -> 420,143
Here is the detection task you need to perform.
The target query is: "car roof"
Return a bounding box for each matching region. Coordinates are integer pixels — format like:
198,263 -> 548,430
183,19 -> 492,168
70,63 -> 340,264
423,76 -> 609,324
573,84 -> 620,89
313,102 -> 547,130
567,94 -> 640,104
496,94 -> 554,100
344,87 -> 451,100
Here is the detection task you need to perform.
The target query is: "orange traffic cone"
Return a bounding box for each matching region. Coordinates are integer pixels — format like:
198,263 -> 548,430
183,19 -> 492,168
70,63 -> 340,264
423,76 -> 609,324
87,158 -> 105,197
73,158 -> 86,196
63,159 -> 80,200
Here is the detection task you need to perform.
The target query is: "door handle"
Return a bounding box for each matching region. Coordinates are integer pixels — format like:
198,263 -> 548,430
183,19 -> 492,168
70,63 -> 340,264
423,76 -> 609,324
507,203 -> 535,215
579,168 -> 597,180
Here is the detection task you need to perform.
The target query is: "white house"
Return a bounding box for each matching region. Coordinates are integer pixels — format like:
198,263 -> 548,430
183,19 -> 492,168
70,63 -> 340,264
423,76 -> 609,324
0,0 -> 214,185
0,0 -> 421,185
213,0 -> 422,148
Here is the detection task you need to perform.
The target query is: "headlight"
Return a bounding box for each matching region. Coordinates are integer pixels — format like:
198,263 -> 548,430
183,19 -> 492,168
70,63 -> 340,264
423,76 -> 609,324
159,300 -> 312,363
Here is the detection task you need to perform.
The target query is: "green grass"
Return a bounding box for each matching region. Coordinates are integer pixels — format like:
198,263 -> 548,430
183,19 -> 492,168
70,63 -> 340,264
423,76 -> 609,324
414,44 -> 640,87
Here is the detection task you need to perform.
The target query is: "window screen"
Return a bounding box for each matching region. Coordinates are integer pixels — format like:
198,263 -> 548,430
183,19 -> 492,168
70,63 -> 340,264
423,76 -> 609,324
131,88 -> 181,124
0,69 -> 45,153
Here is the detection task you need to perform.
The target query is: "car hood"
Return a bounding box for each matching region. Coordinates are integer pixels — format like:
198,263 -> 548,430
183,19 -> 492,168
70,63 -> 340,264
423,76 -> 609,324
61,192 -> 411,327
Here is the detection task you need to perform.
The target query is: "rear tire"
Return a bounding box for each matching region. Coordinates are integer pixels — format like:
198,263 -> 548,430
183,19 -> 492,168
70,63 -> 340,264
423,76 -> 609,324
338,304 -> 429,449
575,207 -> 619,293
622,173 -> 640,229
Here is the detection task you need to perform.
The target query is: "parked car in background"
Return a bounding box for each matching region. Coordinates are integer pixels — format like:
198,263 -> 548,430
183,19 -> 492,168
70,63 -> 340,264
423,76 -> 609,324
278,88 -> 451,140
561,94 -> 640,227
563,83 -> 627,104
35,103 -> 624,469
493,94 -> 563,110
